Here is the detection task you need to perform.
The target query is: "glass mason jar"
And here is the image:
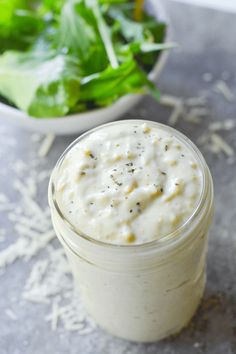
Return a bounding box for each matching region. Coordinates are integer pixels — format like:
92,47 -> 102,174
48,120 -> 214,342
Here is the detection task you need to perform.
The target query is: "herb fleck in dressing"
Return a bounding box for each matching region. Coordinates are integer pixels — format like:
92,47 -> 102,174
57,122 -> 202,244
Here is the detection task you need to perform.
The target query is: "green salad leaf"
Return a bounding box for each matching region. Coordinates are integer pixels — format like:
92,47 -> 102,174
79,58 -> 159,105
0,0 -> 172,118
0,0 -> 45,52
58,1 -> 109,74
59,1 -> 97,59
0,51 -> 80,117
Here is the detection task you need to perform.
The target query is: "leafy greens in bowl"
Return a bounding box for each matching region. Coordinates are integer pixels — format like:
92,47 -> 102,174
0,0 -> 172,133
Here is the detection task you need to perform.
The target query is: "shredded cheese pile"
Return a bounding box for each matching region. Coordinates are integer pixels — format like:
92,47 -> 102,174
0,135 -> 96,333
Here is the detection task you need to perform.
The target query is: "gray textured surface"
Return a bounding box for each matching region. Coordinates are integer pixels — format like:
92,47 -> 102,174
1,2 -> 236,353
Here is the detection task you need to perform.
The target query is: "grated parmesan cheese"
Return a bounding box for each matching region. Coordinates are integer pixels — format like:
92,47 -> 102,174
24,259 -> 49,291
5,308 -> 18,321
12,160 -> 28,175
0,238 -> 29,269
214,80 -> 234,101
185,96 -> 207,106
51,300 -> 60,331
25,177 -> 37,198
208,119 -> 235,131
9,214 -> 50,233
187,108 -> 208,117
184,115 -> 202,124
23,293 -> 50,304
160,94 -> 183,107
23,230 -> 55,261
197,133 -> 210,146
168,102 -> 184,125
210,133 -> 234,157
184,107 -> 209,124
38,134 -> 55,158
37,170 -> 51,182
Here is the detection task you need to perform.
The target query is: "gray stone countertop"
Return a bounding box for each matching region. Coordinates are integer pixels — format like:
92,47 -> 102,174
0,1 -> 236,353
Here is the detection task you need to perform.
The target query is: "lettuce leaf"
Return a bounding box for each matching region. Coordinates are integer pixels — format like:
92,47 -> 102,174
79,59 -> 159,105
0,7 -> 45,52
58,0 -> 108,74
0,51 -> 81,117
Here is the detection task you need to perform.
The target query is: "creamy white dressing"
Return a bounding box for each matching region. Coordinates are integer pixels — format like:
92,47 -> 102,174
56,122 -> 202,244
49,120 -> 214,342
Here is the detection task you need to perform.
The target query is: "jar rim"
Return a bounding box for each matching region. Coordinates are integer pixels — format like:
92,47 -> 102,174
49,119 -> 213,253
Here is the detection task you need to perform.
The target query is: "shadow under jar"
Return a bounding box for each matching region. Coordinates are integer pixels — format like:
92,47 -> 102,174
48,120 -> 214,342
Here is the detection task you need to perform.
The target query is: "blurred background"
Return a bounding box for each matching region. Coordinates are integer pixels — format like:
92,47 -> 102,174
171,0 -> 236,13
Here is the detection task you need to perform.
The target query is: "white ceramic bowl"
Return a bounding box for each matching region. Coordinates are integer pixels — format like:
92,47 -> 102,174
0,1 -> 169,135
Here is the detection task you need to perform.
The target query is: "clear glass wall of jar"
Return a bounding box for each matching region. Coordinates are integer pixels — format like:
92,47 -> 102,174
48,121 -> 214,342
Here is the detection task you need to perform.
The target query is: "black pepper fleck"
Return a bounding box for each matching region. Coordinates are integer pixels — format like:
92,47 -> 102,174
116,182 -> 123,186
